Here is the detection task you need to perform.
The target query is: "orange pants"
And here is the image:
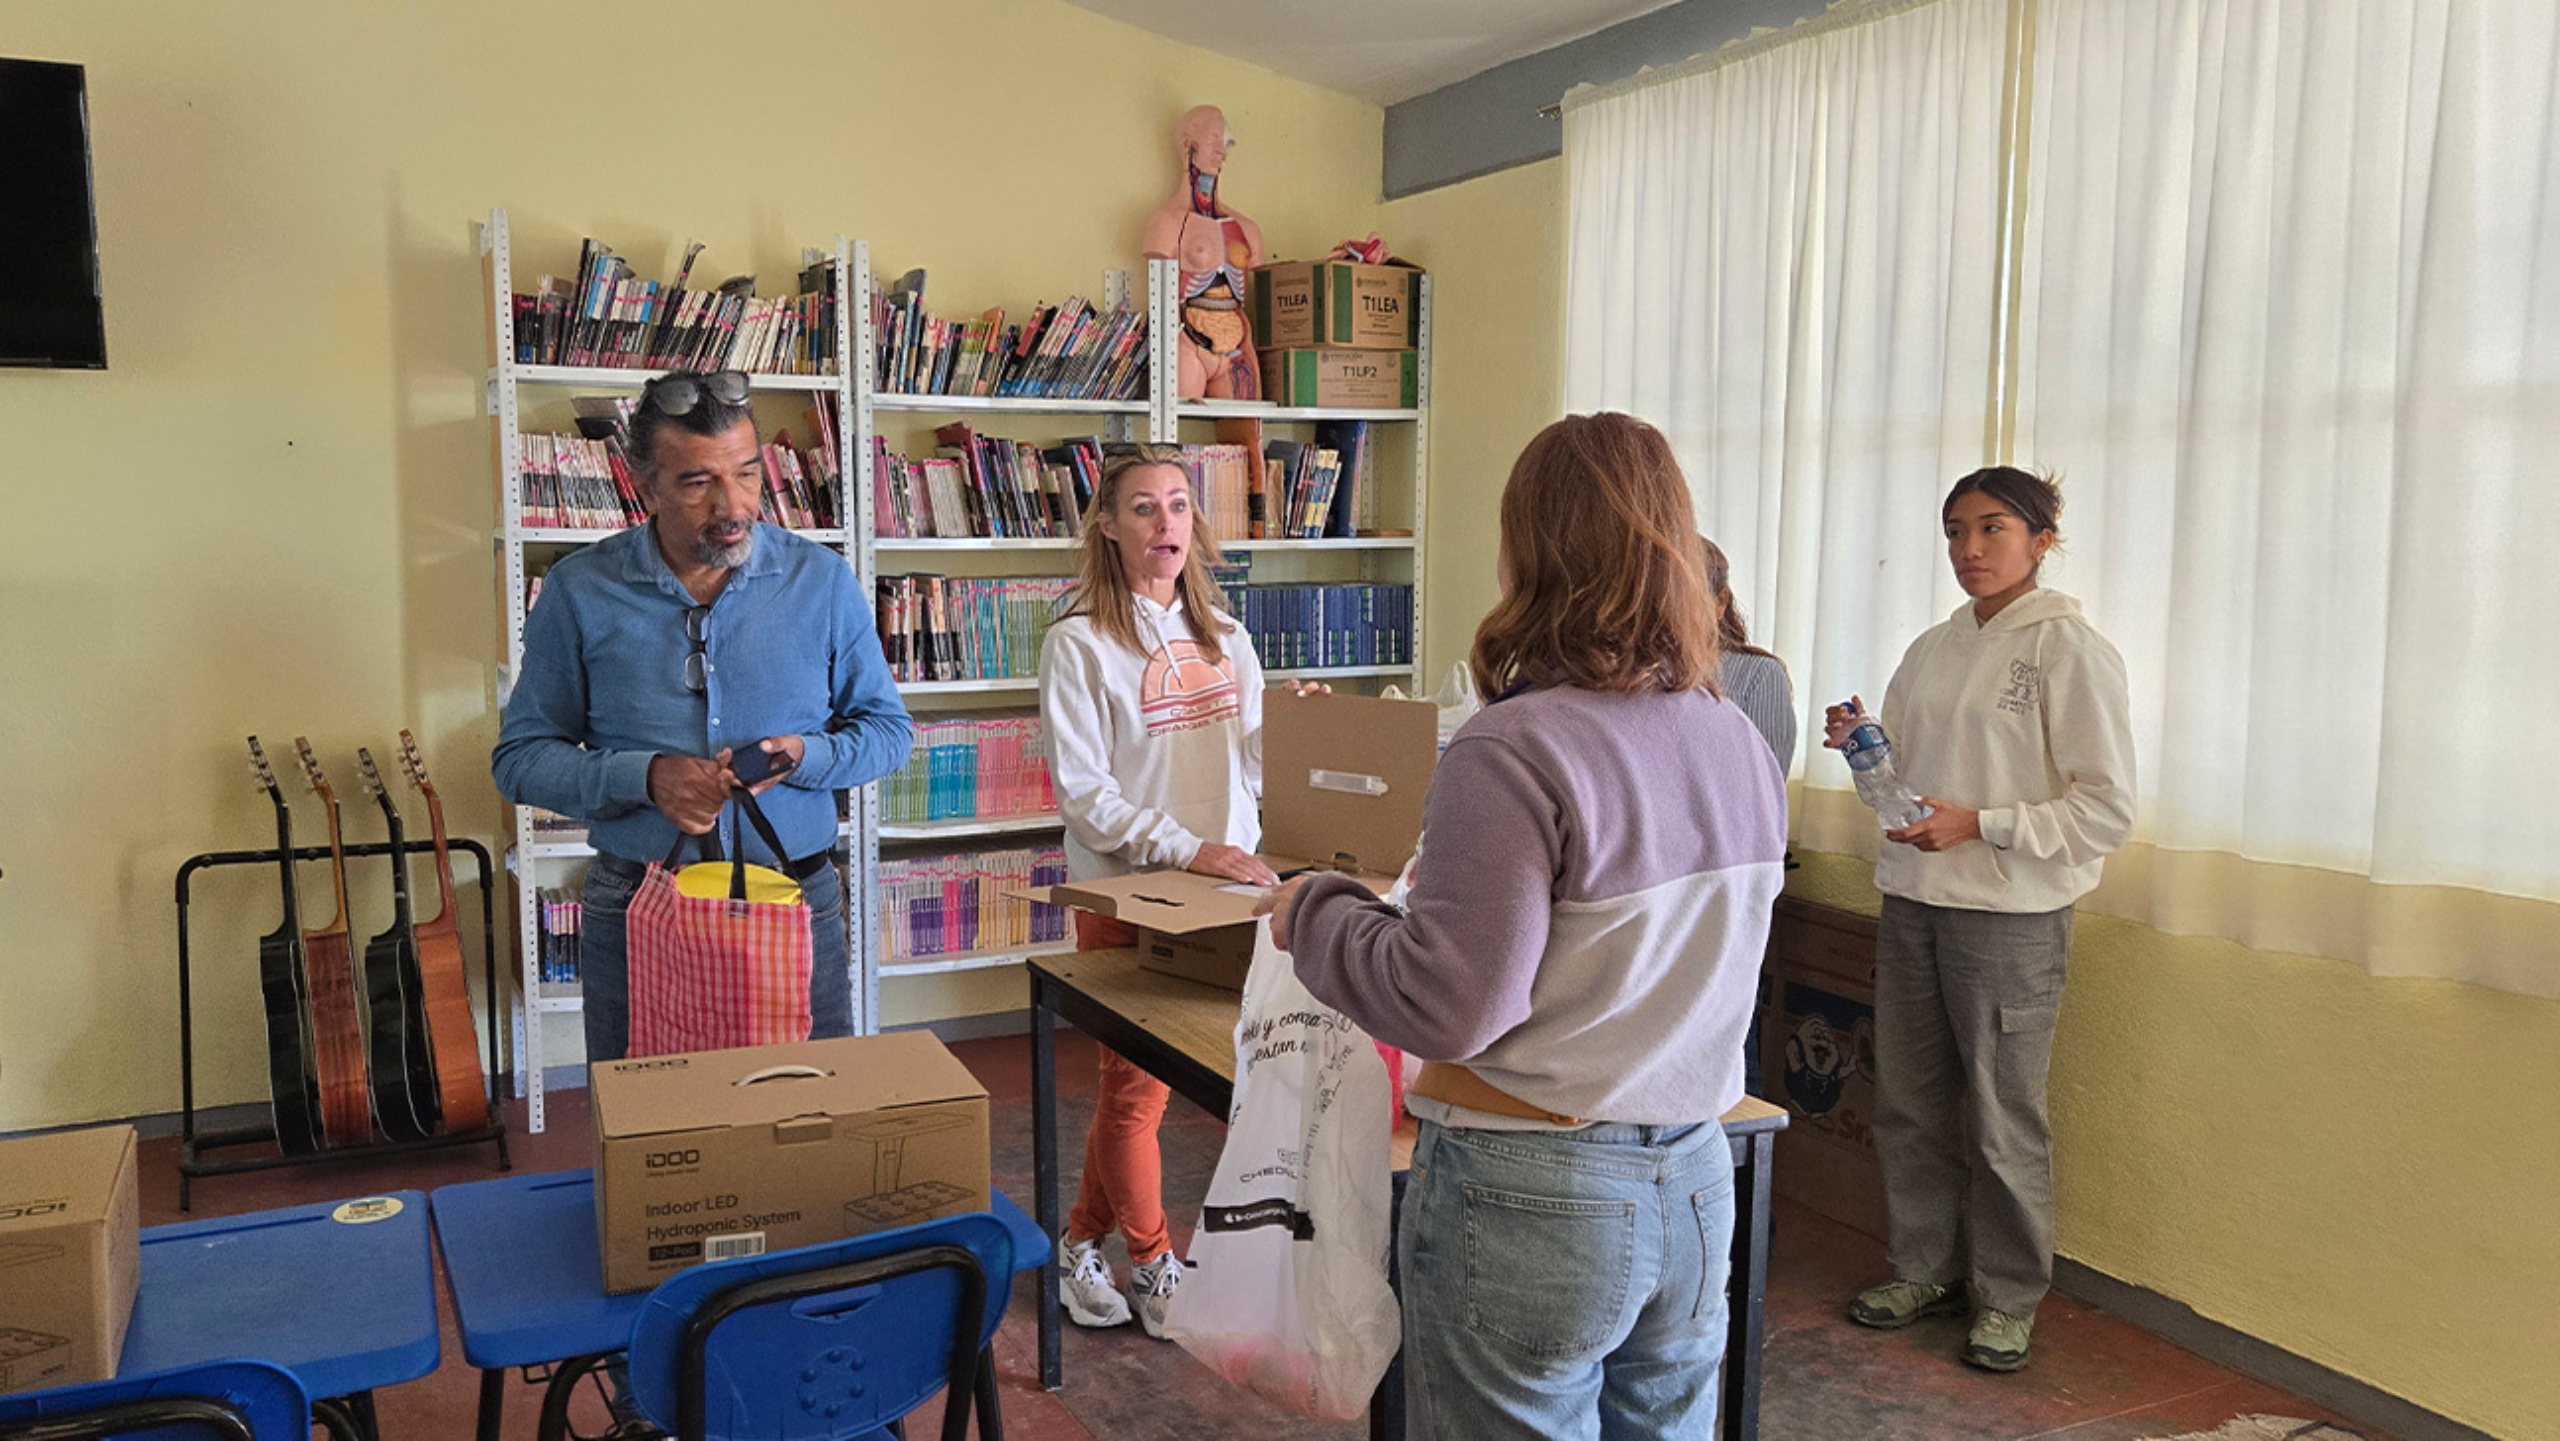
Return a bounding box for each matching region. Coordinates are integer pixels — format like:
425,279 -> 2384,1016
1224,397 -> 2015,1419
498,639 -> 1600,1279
1066,913 -> 1174,1264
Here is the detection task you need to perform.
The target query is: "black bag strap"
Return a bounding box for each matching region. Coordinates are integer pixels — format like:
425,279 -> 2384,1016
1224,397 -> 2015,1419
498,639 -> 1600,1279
658,786 -> 797,903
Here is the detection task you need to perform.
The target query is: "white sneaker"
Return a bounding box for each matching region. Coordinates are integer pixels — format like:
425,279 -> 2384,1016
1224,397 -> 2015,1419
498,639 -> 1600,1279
1057,1236 -> 1131,1328
1128,1252 -> 1184,1340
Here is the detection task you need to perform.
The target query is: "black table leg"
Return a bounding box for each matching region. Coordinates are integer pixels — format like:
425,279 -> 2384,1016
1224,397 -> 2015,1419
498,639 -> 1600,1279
311,1396 -> 364,1441
1721,1129 -> 1775,1441
1366,1167 -> 1408,1441
475,1368 -> 506,1441
1031,974 -> 1063,1392
975,1341 -> 1005,1440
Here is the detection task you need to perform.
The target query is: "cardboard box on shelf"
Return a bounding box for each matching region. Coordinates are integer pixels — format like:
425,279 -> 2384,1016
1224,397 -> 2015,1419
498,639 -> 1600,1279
1257,348 -> 1419,411
591,1034 -> 990,1294
1249,261 -> 1423,351
0,1125 -> 139,1395
1027,691 -> 1436,991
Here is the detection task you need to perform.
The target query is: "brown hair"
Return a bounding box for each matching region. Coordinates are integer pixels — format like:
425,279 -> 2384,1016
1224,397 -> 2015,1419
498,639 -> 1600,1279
1470,413 -> 1719,702
1697,534 -> 1779,662
1056,445 -> 1230,661
1942,467 -> 2065,572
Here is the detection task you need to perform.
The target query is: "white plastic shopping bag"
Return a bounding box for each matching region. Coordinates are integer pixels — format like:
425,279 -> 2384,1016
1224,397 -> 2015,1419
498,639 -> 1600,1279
1383,661 -> 1480,751
1165,919 -> 1400,1420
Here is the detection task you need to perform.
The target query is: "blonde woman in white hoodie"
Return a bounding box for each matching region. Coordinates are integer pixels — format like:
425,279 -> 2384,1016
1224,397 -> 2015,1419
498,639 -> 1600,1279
1039,445 -> 1282,1340
1826,467 -> 2134,1374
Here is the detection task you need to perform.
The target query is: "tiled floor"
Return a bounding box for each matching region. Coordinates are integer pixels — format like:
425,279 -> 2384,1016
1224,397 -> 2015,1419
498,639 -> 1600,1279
141,1031 -> 2389,1441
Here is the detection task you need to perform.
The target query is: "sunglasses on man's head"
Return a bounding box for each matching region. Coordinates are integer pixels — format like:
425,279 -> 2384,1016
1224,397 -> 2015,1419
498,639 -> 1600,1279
642,369 -> 751,417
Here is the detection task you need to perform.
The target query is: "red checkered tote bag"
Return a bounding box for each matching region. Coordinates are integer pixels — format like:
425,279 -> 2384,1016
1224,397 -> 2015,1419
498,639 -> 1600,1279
624,788 -> 814,1055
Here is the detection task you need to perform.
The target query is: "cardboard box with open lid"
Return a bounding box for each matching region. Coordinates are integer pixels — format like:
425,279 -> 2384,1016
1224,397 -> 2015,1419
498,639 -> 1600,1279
590,1033 -> 990,1294
1033,691 -> 1437,989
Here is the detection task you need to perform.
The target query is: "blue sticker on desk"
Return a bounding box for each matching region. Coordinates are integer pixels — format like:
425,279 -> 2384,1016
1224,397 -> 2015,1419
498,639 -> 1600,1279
331,1197 -> 403,1225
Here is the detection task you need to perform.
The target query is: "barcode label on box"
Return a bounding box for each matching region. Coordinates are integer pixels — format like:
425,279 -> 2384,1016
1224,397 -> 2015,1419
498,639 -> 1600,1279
704,1231 -> 767,1262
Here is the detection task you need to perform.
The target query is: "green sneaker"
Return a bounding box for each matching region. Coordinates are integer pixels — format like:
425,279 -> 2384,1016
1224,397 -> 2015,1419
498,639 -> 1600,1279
1847,1278 -> 1966,1329
1964,1308 -> 2035,1371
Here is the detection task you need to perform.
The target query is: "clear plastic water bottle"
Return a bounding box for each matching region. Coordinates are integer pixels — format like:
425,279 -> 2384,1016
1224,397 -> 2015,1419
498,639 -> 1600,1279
1839,702 -> 1933,830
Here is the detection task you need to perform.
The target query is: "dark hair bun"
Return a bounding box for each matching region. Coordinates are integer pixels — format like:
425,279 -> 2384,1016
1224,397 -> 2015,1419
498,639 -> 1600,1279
1942,466 -> 2062,541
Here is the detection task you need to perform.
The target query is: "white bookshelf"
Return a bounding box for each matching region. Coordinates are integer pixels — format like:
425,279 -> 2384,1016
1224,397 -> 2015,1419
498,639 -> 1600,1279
477,207 -> 860,1132
879,814 -> 1062,842
848,248 -> 1430,1029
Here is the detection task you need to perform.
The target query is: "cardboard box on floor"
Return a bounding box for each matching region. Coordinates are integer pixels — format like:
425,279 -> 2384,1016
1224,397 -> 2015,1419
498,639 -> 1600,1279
1029,690 -> 1436,990
0,1125 -> 139,1395
591,1033 -> 990,1295
1764,898 -> 1888,1242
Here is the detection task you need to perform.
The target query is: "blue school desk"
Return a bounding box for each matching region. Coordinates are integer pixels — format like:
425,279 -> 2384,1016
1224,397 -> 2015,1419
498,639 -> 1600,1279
431,1168 -> 1048,1441
118,1190 -> 440,1441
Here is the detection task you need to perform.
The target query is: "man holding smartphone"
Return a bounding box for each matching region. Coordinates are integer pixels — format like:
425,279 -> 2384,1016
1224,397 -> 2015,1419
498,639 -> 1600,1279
494,368 -> 912,1061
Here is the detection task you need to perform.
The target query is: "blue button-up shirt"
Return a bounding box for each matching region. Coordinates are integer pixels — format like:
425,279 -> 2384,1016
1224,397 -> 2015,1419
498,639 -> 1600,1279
492,523 -> 912,866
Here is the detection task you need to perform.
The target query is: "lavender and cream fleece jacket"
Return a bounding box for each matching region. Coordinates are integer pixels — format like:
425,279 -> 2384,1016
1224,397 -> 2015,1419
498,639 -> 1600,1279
1288,685 -> 1789,1126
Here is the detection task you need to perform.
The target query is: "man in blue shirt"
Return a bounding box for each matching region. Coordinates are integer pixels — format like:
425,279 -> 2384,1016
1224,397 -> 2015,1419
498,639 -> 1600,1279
494,368 -> 911,1061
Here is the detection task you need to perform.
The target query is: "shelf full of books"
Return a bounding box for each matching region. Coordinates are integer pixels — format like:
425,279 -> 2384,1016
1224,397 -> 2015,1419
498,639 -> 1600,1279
479,208 -> 860,1133
844,246 -> 1431,1027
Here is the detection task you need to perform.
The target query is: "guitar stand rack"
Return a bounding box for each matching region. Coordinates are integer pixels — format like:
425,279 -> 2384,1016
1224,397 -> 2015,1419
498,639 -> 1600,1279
174,838 -> 513,1211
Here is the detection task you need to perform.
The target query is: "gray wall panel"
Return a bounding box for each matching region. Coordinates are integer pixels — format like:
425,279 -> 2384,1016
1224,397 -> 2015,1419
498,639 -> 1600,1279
1383,0 -> 1830,197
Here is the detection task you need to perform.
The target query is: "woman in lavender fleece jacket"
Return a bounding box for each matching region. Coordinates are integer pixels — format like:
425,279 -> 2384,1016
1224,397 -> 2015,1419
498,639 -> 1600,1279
1260,413 -> 1789,1439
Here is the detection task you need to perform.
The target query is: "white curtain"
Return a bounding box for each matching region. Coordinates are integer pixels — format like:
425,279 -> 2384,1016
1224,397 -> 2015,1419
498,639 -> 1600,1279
1563,0 -> 2014,789
1563,0 -> 2560,994
2014,0 -> 2560,992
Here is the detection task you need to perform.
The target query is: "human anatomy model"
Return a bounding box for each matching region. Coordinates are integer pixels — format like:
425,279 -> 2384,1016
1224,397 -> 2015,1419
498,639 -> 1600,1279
1143,106 -> 1266,400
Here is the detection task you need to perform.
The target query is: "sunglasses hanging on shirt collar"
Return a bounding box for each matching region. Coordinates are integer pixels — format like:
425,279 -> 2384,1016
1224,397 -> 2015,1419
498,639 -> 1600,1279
641,368 -> 751,416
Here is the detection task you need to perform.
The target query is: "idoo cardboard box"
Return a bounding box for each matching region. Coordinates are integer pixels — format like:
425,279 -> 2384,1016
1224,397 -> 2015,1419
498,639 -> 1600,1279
0,1125 -> 139,1395
1249,261 -> 1423,351
591,1033 -> 989,1294
1032,690 -> 1436,990
1258,347 -> 1421,411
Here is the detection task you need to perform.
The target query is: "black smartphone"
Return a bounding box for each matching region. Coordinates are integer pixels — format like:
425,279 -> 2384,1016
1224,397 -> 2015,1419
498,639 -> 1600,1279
728,745 -> 796,787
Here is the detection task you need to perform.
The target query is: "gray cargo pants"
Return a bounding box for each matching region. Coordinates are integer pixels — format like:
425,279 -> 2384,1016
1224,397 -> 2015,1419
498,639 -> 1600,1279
1872,895 -> 2074,1319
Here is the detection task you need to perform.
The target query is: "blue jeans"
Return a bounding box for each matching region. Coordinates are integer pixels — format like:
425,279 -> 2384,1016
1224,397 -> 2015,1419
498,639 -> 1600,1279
578,853 -> 852,1064
1400,1118 -> 1735,1440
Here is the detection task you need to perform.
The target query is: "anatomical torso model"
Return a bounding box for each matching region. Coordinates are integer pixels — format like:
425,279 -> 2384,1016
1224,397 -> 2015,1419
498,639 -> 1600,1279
1143,106 -> 1266,400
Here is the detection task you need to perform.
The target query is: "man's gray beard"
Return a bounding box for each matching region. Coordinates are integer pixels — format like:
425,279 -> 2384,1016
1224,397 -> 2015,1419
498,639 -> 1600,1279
693,532 -> 753,569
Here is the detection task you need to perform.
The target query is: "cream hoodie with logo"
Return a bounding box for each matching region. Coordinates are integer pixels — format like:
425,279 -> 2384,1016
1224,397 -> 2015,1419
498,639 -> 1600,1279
1875,587 -> 2135,913
1039,593 -> 1264,880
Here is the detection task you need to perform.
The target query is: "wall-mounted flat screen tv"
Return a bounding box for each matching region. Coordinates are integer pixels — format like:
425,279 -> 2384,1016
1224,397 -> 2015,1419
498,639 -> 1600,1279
0,58 -> 107,369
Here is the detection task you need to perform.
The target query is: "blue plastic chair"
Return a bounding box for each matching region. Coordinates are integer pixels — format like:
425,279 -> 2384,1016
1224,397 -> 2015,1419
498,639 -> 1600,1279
0,1360 -> 307,1441
623,1211 -> 1015,1441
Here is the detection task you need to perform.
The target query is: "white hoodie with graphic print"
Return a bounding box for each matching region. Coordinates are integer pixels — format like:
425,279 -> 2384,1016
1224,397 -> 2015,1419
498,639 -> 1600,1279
1875,587 -> 2135,914
1039,593 -> 1264,881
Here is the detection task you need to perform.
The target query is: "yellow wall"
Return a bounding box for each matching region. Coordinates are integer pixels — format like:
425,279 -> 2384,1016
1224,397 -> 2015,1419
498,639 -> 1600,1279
1379,159 -> 1566,677
0,0 -> 1382,1127
1790,847 -> 2560,1437
1381,157 -> 2559,1437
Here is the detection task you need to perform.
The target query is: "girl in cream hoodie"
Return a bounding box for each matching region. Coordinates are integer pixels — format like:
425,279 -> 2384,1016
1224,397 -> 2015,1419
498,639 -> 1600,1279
1827,467 -> 2134,1374
1038,445 -> 1279,1341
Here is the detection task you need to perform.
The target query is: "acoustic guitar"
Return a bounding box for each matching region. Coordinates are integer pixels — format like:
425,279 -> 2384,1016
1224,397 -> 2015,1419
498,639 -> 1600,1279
245,738 -> 323,1156
356,748 -> 440,1142
292,738 -> 376,1148
396,730 -> 491,1132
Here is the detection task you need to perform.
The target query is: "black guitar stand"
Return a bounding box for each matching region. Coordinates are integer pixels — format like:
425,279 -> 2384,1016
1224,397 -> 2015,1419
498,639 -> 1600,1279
173,839 -> 513,1211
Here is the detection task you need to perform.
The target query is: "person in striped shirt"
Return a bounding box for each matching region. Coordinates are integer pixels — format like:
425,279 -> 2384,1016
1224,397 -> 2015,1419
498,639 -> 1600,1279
1701,533 -> 1797,1100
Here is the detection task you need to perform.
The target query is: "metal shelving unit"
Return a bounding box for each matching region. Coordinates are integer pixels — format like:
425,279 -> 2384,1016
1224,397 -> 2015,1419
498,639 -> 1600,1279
477,207 -> 858,1131
848,250 -> 1431,1024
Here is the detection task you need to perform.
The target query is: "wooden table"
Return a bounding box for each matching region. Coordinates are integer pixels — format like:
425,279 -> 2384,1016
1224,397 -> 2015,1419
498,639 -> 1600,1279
1029,949 -> 1788,1441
